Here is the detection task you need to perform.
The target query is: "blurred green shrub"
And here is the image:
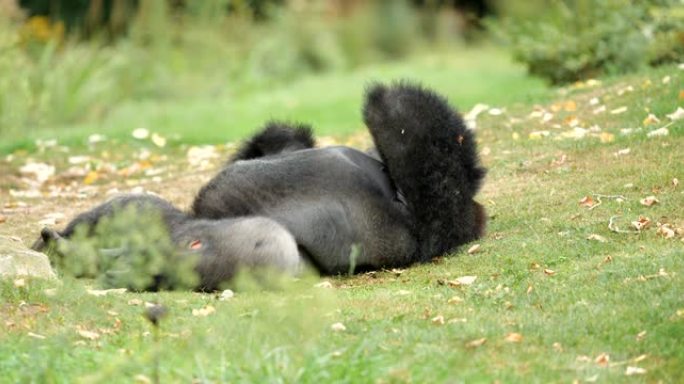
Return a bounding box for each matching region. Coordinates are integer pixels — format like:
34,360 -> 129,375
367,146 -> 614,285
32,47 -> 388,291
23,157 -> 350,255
493,0 -> 684,84
53,205 -> 199,291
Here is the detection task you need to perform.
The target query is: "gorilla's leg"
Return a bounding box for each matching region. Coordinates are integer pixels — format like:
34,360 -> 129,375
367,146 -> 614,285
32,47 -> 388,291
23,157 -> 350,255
230,121 -> 315,162
176,217 -> 302,290
363,82 -> 487,260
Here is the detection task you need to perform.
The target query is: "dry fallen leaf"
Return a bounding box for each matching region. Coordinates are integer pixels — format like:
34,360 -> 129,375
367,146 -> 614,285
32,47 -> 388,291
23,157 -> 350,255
672,178 -> 679,188
467,244 -> 481,254
579,196 -> 596,208
13,278 -> 25,288
192,305 -> 216,317
666,107 -> 684,121
587,234 -> 608,243
544,269 -> 556,276
599,132 -> 615,143
87,288 -> 127,297
448,276 -> 477,287
642,113 -> 661,126
330,322 -> 346,332
656,224 -> 676,239
128,299 -> 143,306
27,332 -> 46,339
132,128 -> 150,140
504,332 -> 523,343
631,216 -> 651,231
595,353 -> 610,367
447,296 -> 464,304
448,318 -> 467,324
219,289 -> 235,301
0,215 -> 6,224
647,127 -> 669,138
610,106 -> 628,115
636,330 -> 647,341
77,329 -> 101,340
151,133 -> 166,147
20,162 -> 55,183
639,196 -> 659,207
466,338 -> 487,348
431,315 -> 445,325
614,148 -> 630,157
625,366 -> 647,376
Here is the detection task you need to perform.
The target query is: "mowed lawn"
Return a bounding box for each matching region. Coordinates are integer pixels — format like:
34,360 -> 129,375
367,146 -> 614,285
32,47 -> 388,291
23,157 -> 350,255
0,50 -> 683,383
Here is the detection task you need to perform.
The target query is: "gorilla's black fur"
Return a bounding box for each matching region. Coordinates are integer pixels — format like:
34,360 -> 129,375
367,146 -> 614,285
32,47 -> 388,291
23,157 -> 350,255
229,121 -> 315,162
33,82 -> 486,290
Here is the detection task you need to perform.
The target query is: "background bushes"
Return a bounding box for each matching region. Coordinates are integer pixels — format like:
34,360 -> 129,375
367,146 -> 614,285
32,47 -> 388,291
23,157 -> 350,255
493,0 -> 684,84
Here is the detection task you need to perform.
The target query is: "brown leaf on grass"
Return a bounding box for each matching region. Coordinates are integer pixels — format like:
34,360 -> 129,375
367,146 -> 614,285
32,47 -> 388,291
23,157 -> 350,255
563,100 -> 577,112
27,332 -> 46,339
672,178 -> 679,188
504,332 -> 523,343
314,281 -> 333,289
466,338 -> 487,348
544,269 -> 556,276
192,305 -> 216,317
647,127 -> 670,138
431,315 -> 445,326
667,107 -> 684,121
83,171 -> 99,185
656,224 -> 676,239
640,196 -> 659,206
87,288 -> 127,297
447,296 -> 464,304
77,329 -> 101,340
579,196 -> 597,208
587,234 -> 608,243
448,276 -> 477,287
330,322 -> 346,332
467,244 -> 481,254
625,366 -> 647,376
564,115 -> 580,127
636,330 -> 647,341
613,148 -> 630,157
527,284 -> 534,294
631,216 -> 651,231
595,353 -> 610,367
599,132 -> 615,143
128,299 -> 143,306
0,215 -> 6,224
610,106 -> 628,115
643,113 -> 661,126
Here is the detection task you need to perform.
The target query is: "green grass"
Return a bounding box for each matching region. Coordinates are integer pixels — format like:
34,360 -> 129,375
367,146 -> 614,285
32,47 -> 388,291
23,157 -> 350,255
1,55 -> 683,382
1,47 -> 548,153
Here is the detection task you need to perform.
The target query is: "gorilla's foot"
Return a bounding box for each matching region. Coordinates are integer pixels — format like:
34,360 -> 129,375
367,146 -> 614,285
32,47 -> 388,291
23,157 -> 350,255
363,81 -> 486,259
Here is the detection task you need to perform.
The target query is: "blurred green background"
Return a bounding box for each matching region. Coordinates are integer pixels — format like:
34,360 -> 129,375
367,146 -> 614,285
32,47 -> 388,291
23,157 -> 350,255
0,0 -> 682,150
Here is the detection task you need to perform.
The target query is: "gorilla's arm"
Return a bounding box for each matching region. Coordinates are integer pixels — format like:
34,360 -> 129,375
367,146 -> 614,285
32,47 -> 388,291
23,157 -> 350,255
229,121 -> 315,163
363,82 -> 487,260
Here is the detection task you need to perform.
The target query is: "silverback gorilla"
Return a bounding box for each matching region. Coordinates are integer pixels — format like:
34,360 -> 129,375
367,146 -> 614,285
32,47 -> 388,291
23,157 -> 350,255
32,82 -> 487,290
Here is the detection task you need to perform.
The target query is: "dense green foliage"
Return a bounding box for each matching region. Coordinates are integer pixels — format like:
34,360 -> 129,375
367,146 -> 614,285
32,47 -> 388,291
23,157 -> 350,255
51,206 -> 198,291
494,0 -> 684,84
0,0 -> 467,136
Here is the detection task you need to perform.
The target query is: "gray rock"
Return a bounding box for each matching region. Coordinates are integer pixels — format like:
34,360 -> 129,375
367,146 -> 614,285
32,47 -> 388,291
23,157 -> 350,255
0,236 -> 56,279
